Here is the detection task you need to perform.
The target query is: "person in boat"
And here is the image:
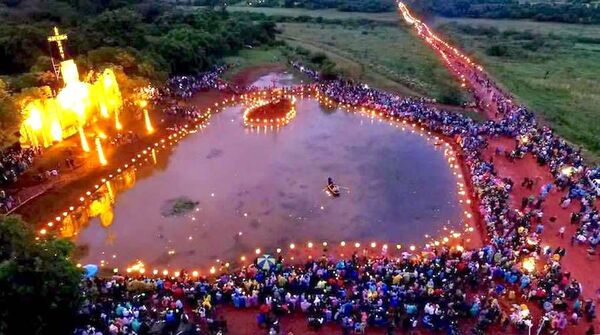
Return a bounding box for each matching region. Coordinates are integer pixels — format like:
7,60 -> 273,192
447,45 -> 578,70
327,177 -> 341,196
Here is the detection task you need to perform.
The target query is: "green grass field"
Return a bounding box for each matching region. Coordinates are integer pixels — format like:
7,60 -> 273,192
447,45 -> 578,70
278,22 -> 466,103
435,17 -> 600,39
435,18 -> 600,160
222,48 -> 287,80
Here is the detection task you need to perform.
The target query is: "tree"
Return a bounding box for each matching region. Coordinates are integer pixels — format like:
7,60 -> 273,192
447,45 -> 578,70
0,216 -> 82,335
157,27 -> 209,73
0,79 -> 9,101
0,79 -> 21,146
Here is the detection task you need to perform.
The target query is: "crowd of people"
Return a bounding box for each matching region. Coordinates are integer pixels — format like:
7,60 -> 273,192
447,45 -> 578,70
163,66 -> 229,100
109,131 -> 139,148
164,104 -> 203,120
72,60 -> 599,334
307,60 -> 599,331
436,40 -> 600,256
0,145 -> 41,186
0,145 -> 42,212
73,244 -> 593,335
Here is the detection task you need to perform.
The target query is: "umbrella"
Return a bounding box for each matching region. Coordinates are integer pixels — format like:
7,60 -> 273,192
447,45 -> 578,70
256,254 -> 276,271
83,264 -> 98,278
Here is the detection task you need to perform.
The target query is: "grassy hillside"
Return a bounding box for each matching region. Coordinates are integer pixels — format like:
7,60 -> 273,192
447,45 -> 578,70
278,22 -> 466,103
436,18 -> 600,160
435,17 -> 600,39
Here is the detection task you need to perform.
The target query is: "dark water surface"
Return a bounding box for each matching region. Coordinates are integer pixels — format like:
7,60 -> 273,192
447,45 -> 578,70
73,77 -> 462,269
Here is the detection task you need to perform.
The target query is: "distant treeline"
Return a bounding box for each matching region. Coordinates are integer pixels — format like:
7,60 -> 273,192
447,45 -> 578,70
407,0 -> 600,24
242,11 -> 399,27
221,0 -> 397,13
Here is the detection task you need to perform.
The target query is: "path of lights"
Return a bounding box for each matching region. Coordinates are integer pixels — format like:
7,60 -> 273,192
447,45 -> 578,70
396,2 -> 517,112
398,1 -> 544,279
38,85 -> 479,278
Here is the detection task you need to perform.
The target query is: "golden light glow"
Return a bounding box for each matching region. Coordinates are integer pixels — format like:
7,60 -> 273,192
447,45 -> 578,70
143,109 -> 154,134
19,45 -> 123,151
522,257 -> 536,273
26,105 -> 43,131
95,137 -> 107,166
561,166 -> 575,177
78,126 -> 90,152
50,119 -> 62,142
115,111 -> 123,130
100,103 -> 109,118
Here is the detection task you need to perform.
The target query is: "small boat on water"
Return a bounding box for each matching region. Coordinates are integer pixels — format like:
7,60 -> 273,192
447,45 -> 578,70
326,177 -> 341,197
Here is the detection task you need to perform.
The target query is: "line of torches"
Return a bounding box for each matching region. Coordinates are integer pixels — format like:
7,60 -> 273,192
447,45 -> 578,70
38,85 -> 482,278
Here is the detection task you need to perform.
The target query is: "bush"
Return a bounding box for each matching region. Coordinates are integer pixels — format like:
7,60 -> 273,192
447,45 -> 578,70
486,44 -> 509,57
522,38 -> 545,52
310,52 -> 328,65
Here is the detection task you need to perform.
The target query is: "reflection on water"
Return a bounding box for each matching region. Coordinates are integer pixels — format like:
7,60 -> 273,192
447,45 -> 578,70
67,95 -> 463,270
251,72 -> 297,88
61,148 -> 169,238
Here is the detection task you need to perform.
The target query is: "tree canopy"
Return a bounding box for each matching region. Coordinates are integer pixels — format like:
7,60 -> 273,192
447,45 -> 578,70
0,0 -> 278,146
0,216 -> 82,334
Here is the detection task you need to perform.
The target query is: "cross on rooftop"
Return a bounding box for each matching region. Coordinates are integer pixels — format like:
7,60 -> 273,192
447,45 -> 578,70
47,26 -> 68,60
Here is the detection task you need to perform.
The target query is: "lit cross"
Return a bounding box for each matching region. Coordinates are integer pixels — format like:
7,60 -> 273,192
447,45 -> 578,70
47,26 -> 68,60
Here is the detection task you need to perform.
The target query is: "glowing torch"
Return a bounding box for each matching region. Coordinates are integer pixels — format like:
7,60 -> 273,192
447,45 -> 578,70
78,126 -> 90,152
95,137 -> 107,166
143,109 -> 154,134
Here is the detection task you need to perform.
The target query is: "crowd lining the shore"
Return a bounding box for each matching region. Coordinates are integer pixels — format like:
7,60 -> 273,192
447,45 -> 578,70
71,61 -> 598,335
